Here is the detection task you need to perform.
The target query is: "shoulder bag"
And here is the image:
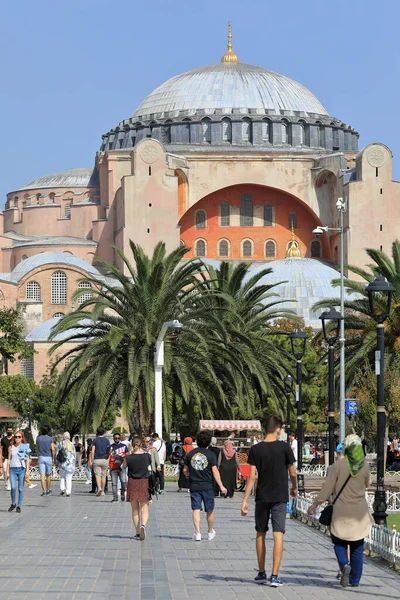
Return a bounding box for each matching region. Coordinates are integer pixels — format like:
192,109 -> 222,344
319,473 -> 351,527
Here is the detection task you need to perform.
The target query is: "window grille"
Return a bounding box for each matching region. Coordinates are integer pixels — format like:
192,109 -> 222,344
299,124 -> 305,145
218,240 -> 229,257
195,240 -> 206,257
289,212 -> 297,228
77,281 -> 93,304
264,203 -> 273,226
311,240 -> 321,258
242,119 -> 251,142
262,121 -> 269,142
240,194 -> 253,226
222,118 -> 232,142
20,358 -> 34,379
242,240 -> 252,257
281,123 -> 288,144
26,281 -> 41,301
265,240 -> 276,258
53,312 -> 65,318
195,210 -> 206,229
51,271 -> 67,304
220,202 -> 230,227
64,203 -> 71,219
202,120 -> 211,143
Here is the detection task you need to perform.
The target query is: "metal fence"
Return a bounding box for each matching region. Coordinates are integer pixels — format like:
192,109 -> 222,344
293,494 -> 400,567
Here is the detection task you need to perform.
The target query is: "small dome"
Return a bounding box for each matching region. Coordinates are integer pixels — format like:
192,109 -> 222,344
11,251 -> 101,282
26,317 -> 92,342
21,167 -> 99,190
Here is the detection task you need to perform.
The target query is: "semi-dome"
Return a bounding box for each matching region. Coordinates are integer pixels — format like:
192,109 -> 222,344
21,167 -> 99,190
10,251 -> 101,282
133,62 -> 328,121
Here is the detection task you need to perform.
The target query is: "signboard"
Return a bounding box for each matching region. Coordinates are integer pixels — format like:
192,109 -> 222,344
345,400 -> 358,416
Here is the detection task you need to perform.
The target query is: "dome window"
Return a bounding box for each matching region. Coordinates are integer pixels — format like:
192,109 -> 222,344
318,124 -> 325,147
222,118 -> 232,143
54,312 -> 65,318
220,202 -> 230,227
202,119 -> 212,143
265,240 -> 276,259
241,118 -> 252,143
262,120 -> 270,143
289,212 -> 297,228
195,239 -> 206,257
311,240 -> 321,258
281,122 -> 288,144
264,203 -> 273,227
51,271 -> 67,305
26,281 -> 41,301
242,239 -> 253,258
240,194 -> 253,227
299,123 -> 305,145
218,239 -> 230,257
195,209 -> 207,229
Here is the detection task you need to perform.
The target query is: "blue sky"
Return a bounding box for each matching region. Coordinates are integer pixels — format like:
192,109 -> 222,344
1,0 -> 399,203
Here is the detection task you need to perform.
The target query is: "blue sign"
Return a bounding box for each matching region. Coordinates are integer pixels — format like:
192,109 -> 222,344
346,400 -> 358,415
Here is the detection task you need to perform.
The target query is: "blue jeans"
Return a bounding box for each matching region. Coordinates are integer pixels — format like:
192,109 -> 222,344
331,535 -> 364,586
10,467 -> 26,507
85,463 -> 91,479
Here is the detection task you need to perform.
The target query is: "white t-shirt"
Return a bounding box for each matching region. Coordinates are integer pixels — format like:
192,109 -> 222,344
153,439 -> 166,465
290,439 -> 298,462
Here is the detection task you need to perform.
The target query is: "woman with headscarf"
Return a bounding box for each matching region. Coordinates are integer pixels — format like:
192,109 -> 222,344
218,440 -> 240,498
57,432 -> 76,497
308,434 -> 373,588
178,437 -> 194,492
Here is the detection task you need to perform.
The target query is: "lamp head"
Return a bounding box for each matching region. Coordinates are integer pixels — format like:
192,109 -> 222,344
289,327 -> 307,360
365,273 -> 395,321
319,305 -> 343,344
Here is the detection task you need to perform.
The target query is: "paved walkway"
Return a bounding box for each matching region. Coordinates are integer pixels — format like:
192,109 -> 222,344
0,482 -> 398,600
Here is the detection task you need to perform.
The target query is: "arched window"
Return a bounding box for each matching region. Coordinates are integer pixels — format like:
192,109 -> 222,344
311,240 -> 321,258
222,118 -> 232,143
182,119 -> 191,143
20,358 -> 34,379
242,240 -> 253,258
281,122 -> 288,144
299,123 -> 305,145
53,312 -> 65,318
240,194 -> 253,226
195,239 -> 206,257
195,209 -> 206,229
77,281 -> 93,304
22,254 -> 28,261
218,239 -> 230,257
262,120 -> 269,143
51,271 -> 67,304
242,118 -> 252,143
64,202 -> 72,219
265,240 -> 276,258
220,202 -> 230,227
264,203 -> 273,227
318,125 -> 325,147
202,119 -> 211,143
26,281 -> 41,301
289,212 -> 297,228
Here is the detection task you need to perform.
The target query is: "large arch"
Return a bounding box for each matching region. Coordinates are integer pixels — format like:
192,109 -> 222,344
179,183 -> 330,261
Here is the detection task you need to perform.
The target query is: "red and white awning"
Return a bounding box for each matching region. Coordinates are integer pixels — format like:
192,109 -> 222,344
199,420 -> 262,431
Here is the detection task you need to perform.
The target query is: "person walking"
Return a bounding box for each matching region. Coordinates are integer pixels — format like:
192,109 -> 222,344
124,436 -> 152,541
89,426 -> 110,497
307,434 -> 373,588
152,433 -> 166,495
183,430 -> 227,542
0,426 -> 14,490
57,432 -> 76,497
209,437 -> 221,497
6,431 -> 31,513
218,440 -> 240,498
74,436 -> 83,466
107,432 -> 128,503
241,415 -> 297,587
36,425 -> 56,496
178,437 -> 194,492
288,433 -> 298,467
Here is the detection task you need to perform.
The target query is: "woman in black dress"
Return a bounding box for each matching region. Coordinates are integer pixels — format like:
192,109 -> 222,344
124,437 -> 151,541
218,440 -> 240,498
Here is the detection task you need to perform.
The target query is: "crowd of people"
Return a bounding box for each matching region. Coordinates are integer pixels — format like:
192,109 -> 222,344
0,418 -> 374,589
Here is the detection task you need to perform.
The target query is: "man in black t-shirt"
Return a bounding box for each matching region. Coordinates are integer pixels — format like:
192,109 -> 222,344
183,430 -> 227,542
241,415 -> 297,587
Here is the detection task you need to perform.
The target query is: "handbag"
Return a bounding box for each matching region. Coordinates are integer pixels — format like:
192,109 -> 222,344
319,473 -> 351,527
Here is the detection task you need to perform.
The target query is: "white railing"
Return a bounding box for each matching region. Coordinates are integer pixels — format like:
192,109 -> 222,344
26,466 -> 89,481
165,464 -> 180,477
293,495 -> 400,567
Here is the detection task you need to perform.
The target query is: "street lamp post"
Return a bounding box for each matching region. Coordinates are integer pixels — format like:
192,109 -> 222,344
313,197 -> 347,441
366,273 -> 395,526
154,320 -> 183,438
289,327 -> 307,495
284,374 -> 294,443
25,397 -> 32,433
319,306 -> 343,466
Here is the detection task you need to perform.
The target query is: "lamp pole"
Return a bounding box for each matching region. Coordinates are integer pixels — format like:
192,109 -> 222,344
284,374 -> 294,443
154,320 -> 183,438
366,273 -> 395,526
289,328 -> 307,494
319,306 -> 343,465
25,397 -> 32,434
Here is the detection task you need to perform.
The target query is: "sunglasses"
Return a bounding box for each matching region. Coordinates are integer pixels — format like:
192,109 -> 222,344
15,435 -> 22,439
114,437 -> 120,440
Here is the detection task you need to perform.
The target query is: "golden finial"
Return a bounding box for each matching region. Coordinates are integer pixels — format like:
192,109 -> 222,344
285,226 -> 302,259
221,22 -> 239,63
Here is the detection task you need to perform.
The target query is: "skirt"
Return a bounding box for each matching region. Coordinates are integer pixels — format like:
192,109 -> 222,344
126,477 -> 150,502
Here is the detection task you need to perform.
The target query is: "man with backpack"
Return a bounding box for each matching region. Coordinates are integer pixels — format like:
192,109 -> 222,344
106,432 -> 128,503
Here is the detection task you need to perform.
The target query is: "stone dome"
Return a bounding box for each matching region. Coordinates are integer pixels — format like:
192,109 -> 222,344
21,167 -> 99,190
132,62 -> 328,120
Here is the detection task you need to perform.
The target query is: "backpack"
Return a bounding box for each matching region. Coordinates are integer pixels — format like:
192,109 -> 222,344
171,446 -> 183,465
56,445 -> 68,464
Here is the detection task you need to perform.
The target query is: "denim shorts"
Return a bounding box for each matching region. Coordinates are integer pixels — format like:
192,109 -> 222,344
38,456 -> 53,475
190,489 -> 215,513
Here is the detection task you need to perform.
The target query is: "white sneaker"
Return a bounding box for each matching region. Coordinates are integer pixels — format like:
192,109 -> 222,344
85,480 -> 91,485
28,484 -> 37,489
208,529 -> 216,541
192,532 -> 202,542
6,485 -> 11,491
